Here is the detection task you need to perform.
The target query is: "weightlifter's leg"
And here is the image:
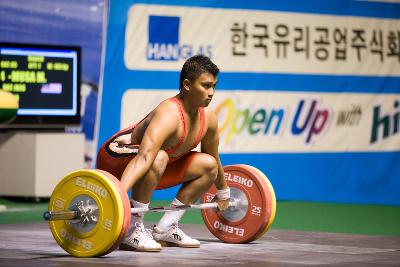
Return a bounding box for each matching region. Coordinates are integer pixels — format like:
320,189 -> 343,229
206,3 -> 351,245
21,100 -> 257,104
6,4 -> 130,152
153,153 -> 217,248
120,150 -> 169,252
130,150 -> 168,225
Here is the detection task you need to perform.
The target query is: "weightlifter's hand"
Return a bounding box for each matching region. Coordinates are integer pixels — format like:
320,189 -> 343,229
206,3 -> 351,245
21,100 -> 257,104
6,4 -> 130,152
215,187 -> 230,211
216,198 -> 230,211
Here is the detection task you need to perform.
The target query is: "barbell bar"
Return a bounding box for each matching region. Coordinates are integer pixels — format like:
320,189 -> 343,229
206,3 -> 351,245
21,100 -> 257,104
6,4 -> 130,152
43,199 -> 240,221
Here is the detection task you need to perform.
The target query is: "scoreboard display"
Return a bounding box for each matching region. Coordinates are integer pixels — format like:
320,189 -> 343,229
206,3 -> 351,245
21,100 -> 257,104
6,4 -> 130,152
0,43 -> 80,128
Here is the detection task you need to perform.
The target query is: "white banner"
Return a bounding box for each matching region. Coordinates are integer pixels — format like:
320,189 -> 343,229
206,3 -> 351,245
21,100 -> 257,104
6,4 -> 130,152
121,90 -> 400,153
125,4 -> 400,76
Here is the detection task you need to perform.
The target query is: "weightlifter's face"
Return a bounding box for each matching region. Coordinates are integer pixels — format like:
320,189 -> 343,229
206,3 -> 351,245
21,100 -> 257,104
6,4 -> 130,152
187,72 -> 217,107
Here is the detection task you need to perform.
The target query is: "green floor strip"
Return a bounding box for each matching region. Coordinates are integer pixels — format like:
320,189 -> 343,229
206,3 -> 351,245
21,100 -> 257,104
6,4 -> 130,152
0,198 -> 49,224
273,201 -> 400,237
1,198 -> 399,237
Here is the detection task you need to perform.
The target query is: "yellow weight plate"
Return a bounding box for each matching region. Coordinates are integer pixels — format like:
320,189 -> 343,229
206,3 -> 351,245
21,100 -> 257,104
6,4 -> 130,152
48,169 -> 125,257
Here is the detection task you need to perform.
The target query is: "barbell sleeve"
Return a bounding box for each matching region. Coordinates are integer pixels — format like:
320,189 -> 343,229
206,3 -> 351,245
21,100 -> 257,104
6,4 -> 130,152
43,210 -> 80,221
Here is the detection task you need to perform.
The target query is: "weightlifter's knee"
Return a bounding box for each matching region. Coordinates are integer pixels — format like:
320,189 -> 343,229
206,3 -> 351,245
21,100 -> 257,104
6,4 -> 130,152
148,150 -> 169,180
199,153 -> 218,182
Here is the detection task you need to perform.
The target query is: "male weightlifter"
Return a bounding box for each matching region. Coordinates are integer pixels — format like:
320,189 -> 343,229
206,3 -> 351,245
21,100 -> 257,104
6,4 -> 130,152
97,55 -> 230,252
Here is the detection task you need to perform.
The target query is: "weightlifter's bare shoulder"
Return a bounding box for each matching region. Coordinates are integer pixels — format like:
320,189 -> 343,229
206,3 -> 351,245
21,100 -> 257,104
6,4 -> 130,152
139,98 -> 183,147
130,98 -> 180,142
153,98 -> 182,126
138,98 -> 180,127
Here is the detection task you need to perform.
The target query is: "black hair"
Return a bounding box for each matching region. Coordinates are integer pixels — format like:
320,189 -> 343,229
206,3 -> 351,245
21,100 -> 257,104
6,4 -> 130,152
179,55 -> 219,90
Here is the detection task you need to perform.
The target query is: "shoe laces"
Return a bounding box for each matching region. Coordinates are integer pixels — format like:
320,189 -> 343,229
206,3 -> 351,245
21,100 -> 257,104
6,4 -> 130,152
170,222 -> 188,239
134,222 -> 154,240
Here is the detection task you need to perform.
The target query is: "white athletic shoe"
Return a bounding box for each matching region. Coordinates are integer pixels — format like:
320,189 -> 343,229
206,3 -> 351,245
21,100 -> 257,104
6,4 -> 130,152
153,223 -> 200,248
120,223 -> 162,252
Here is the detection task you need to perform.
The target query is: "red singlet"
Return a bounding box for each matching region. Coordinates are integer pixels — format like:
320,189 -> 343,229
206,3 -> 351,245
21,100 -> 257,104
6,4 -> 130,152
96,97 -> 206,189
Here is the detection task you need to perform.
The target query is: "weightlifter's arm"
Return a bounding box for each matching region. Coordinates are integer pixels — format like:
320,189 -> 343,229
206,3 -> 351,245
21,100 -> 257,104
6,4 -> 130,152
201,110 -> 229,210
120,104 -> 178,192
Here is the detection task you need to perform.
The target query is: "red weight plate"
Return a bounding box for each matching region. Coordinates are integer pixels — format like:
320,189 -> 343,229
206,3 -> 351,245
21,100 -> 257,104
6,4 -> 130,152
95,169 -> 131,256
201,164 -> 275,243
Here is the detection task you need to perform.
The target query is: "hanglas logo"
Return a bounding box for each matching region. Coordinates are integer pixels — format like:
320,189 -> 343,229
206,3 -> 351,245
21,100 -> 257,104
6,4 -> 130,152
147,15 -> 213,61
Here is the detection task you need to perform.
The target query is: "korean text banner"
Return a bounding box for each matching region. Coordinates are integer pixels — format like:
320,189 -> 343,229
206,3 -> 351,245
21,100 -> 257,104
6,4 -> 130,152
99,0 -> 400,204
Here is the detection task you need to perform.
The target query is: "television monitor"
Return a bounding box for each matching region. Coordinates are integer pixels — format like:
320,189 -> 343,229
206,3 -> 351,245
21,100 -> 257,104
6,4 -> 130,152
0,42 -> 81,129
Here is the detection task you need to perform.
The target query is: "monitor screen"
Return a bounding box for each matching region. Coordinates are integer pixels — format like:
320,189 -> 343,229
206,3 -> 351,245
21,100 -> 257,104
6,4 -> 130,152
0,43 -> 81,129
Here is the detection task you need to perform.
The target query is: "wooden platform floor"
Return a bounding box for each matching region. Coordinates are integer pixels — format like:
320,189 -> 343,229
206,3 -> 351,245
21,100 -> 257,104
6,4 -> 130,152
0,223 -> 399,266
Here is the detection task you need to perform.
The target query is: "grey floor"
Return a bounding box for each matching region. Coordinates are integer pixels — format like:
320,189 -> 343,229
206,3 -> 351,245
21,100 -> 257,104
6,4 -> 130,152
0,222 -> 399,267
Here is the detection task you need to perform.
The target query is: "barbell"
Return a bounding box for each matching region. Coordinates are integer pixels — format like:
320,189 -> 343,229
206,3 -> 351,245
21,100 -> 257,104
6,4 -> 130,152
44,164 -> 276,257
